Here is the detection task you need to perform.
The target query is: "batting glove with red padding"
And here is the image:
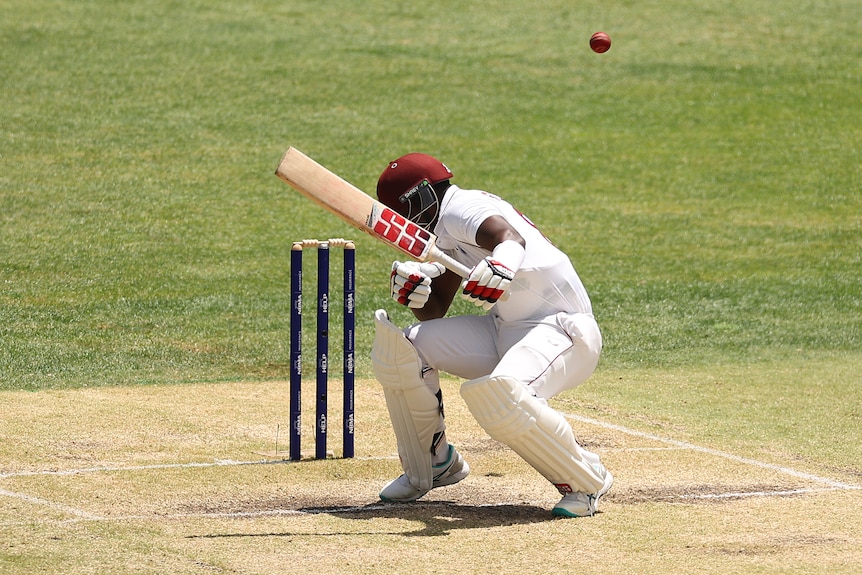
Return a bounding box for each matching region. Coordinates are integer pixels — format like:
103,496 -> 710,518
461,257 -> 516,310
390,261 -> 446,308
461,240 -> 525,310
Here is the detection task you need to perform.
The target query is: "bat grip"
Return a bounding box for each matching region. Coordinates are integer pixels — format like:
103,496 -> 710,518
427,246 -> 512,302
427,246 -> 472,277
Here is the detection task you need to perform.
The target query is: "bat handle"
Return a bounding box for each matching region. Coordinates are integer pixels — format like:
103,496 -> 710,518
427,246 -> 513,302
427,246 -> 472,277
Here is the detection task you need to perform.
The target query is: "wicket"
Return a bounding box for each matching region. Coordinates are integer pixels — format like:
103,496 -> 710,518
290,239 -> 355,460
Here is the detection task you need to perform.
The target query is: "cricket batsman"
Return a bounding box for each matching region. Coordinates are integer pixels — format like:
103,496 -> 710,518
371,152 -> 613,517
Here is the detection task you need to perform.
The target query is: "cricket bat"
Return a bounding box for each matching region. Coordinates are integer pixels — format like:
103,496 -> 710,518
275,147 -> 472,277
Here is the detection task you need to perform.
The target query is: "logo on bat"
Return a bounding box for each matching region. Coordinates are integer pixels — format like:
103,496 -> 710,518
368,205 -> 432,259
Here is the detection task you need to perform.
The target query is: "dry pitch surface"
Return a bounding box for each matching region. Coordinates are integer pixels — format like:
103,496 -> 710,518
2,378 -> 860,575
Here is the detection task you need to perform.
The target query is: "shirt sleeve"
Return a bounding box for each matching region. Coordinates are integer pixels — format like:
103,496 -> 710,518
437,188 -> 505,247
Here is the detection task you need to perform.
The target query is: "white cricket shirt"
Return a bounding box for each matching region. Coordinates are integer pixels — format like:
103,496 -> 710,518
432,185 -> 593,322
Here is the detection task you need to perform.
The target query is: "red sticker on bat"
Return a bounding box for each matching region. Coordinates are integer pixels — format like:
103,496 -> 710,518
370,206 -> 431,258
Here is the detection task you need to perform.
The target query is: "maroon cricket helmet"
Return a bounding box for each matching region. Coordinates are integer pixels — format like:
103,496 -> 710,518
376,153 -> 453,227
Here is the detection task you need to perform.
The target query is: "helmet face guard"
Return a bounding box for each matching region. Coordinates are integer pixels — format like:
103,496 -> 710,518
377,152 -> 453,230
399,179 -> 439,230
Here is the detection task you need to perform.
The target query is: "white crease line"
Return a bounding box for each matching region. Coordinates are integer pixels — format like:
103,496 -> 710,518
679,487 -> 839,500
604,447 -> 688,452
565,412 -> 861,491
0,488 -> 103,520
0,459 -> 278,479
0,455 -> 398,480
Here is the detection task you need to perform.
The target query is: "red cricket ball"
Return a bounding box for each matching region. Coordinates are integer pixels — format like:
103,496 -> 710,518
590,31 -> 611,54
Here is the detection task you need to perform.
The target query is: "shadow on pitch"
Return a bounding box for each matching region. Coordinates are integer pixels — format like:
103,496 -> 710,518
189,502 -> 554,538
323,501 -> 555,536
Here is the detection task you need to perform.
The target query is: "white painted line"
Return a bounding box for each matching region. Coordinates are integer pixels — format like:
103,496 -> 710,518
0,459 -> 276,479
0,488 -> 103,520
603,447 -> 688,452
678,487 -> 841,500
0,455 -> 399,480
565,412 -> 861,490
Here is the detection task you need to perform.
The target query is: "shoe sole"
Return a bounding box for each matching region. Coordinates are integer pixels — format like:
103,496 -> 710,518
379,491 -> 428,503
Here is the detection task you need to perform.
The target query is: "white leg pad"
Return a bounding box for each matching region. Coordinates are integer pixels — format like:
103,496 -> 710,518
460,375 -> 604,495
372,309 -> 439,491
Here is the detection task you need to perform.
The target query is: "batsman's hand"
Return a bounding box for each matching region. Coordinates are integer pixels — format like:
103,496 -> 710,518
461,256 -> 516,310
390,261 -> 446,308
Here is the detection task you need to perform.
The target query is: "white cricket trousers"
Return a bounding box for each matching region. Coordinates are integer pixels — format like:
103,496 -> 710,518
405,311 -> 602,400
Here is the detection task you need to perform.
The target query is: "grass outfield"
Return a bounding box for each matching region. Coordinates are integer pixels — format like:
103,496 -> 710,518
1,0 -> 860,573
2,0 -> 859,388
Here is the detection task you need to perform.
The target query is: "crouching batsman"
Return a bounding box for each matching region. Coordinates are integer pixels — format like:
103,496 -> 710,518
371,153 -> 613,518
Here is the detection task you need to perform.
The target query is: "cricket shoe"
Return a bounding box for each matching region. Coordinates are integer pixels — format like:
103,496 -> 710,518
551,465 -> 614,518
379,444 -> 470,503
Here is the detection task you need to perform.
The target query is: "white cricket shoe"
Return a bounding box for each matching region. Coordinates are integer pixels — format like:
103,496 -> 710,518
379,444 -> 470,503
551,466 -> 614,518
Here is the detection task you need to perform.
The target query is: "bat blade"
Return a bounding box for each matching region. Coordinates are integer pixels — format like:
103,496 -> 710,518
275,147 -> 471,277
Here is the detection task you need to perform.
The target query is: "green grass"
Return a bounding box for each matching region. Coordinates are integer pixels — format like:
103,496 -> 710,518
1,0 -> 860,394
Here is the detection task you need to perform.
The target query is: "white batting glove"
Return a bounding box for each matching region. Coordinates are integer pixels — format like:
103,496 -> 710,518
461,257 -> 516,310
390,261 -> 446,308
460,240 -> 526,310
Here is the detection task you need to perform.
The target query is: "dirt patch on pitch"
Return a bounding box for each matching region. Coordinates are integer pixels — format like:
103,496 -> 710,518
705,534 -> 852,557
